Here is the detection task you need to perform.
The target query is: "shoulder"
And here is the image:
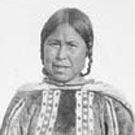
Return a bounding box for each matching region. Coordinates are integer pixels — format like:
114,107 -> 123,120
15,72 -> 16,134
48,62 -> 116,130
0,82 -> 46,134
83,79 -> 135,134
83,79 -> 128,107
3,81 -> 51,119
110,95 -> 135,135
15,81 -> 55,99
3,82 -> 45,113
10,81 -> 55,108
84,79 -> 133,112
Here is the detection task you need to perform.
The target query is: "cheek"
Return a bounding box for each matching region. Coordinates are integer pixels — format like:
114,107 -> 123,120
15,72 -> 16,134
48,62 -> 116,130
71,52 -> 86,71
43,47 -> 56,66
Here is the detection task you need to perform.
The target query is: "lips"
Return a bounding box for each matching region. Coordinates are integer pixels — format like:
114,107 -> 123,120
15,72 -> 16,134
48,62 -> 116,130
53,63 -> 70,68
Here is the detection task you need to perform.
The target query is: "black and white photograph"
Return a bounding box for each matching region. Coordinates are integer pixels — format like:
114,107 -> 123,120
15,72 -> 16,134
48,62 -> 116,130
0,0 -> 135,135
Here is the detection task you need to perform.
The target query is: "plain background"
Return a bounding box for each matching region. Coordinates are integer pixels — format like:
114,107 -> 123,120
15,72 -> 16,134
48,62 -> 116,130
0,0 -> 135,126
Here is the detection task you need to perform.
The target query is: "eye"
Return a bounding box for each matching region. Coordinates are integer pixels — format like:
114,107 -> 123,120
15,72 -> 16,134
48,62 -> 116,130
68,42 -> 77,48
48,42 -> 60,47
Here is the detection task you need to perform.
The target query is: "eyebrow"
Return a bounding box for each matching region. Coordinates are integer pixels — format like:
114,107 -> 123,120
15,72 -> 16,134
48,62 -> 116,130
47,39 -> 61,43
66,41 -> 78,44
47,39 -> 79,45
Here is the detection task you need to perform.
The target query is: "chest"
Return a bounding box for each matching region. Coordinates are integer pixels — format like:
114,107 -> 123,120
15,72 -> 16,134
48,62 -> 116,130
35,90 -> 104,135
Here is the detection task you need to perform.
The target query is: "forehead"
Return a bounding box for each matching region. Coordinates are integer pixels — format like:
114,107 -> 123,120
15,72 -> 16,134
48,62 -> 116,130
46,24 -> 83,41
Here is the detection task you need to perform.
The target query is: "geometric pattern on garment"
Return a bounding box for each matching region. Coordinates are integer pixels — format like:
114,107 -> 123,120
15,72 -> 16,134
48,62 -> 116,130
76,90 -> 94,135
35,90 -> 61,135
7,99 -> 25,135
105,97 -> 119,135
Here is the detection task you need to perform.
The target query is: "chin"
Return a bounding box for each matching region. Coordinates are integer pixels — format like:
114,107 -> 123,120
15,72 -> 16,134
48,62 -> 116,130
54,77 -> 71,83
53,74 -> 73,83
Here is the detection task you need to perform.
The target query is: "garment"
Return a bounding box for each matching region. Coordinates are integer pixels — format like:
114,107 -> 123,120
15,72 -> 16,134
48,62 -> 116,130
0,79 -> 134,135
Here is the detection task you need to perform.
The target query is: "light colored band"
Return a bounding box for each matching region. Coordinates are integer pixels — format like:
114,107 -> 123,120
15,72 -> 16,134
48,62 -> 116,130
106,98 -> 119,135
7,99 -> 25,135
76,91 -> 83,135
45,90 -> 61,135
35,90 -> 49,135
88,92 -> 94,135
76,91 -> 94,135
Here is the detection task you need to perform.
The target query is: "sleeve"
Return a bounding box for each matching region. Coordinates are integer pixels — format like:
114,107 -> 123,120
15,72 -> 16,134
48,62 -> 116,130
0,91 -> 26,135
113,99 -> 135,135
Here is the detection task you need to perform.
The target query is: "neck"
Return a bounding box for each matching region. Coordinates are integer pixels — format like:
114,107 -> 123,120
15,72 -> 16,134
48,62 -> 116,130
43,75 -> 92,87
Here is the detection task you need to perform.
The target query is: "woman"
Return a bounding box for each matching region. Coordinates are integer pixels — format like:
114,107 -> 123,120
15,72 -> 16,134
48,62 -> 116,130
0,8 -> 134,135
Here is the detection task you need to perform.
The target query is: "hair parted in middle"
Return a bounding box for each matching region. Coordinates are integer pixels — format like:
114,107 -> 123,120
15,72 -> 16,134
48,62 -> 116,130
40,7 -> 94,76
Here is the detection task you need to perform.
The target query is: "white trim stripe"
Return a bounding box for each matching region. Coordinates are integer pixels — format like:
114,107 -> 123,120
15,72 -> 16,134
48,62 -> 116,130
45,90 -> 61,135
7,99 -> 25,135
106,99 -> 115,135
107,98 -> 119,135
8,98 -> 24,124
35,90 -> 49,135
82,91 -> 88,135
76,91 -> 83,135
88,92 -> 94,135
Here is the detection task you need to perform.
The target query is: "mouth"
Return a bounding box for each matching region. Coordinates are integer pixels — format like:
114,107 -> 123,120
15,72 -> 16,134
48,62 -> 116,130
53,64 -> 71,69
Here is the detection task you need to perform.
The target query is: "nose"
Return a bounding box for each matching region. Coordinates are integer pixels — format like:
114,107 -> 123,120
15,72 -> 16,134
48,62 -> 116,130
56,45 -> 67,60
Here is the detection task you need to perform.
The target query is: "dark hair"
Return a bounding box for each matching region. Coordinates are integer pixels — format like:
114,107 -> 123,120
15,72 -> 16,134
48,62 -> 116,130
40,8 -> 94,76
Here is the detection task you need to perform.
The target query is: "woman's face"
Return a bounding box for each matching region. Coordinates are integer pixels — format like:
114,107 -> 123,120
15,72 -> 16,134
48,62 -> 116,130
43,24 -> 88,83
